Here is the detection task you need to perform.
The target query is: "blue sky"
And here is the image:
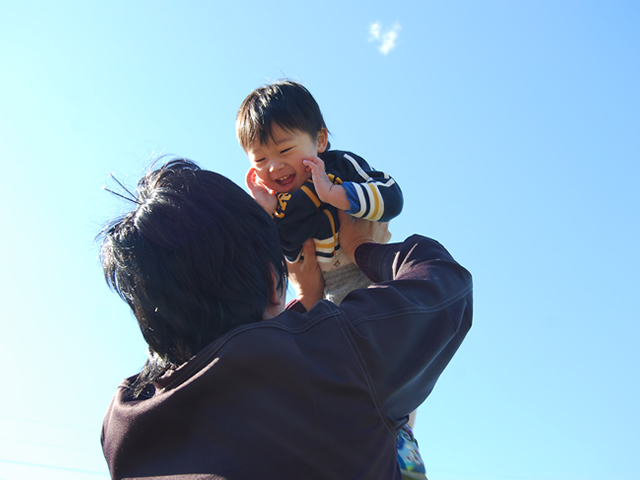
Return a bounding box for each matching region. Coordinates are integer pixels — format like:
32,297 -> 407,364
1,1 -> 638,479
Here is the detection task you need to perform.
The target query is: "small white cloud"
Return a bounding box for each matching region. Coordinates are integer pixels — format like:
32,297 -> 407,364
368,21 -> 401,55
369,22 -> 381,41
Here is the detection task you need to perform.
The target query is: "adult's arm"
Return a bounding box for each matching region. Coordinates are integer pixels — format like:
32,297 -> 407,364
338,212 -> 473,427
286,239 -> 324,311
286,215 -> 392,313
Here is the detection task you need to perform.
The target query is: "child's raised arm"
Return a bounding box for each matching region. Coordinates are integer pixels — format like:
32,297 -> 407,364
303,156 -> 350,211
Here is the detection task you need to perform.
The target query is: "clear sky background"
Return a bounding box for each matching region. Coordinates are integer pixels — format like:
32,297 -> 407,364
1,1 -> 638,479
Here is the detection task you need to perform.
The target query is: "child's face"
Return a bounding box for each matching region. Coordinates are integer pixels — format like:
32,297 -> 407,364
246,124 -> 328,193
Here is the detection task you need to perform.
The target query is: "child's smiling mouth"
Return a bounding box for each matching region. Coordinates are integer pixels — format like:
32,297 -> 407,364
276,174 -> 295,189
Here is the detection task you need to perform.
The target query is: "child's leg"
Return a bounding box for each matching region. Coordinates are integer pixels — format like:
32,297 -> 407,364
322,263 -> 373,305
398,423 -> 427,479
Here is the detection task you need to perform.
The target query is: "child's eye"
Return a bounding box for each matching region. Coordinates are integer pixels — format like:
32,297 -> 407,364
280,147 -> 293,154
254,158 -> 265,164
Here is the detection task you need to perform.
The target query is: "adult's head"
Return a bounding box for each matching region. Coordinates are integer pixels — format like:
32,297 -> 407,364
99,159 -> 286,379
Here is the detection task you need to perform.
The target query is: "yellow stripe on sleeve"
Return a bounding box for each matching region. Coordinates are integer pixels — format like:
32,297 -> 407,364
367,183 -> 381,220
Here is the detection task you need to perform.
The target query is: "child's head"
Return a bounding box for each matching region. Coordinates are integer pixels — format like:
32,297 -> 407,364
237,80 -> 331,193
236,80 -> 330,152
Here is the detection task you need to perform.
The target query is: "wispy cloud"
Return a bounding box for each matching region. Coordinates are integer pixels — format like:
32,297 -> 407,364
369,21 -> 401,55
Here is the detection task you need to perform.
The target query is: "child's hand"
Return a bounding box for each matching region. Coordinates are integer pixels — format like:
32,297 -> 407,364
246,168 -> 277,214
303,156 -> 350,211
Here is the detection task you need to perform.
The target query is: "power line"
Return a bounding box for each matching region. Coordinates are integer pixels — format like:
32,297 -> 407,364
0,415 -> 95,432
0,435 -> 97,455
0,457 -> 108,476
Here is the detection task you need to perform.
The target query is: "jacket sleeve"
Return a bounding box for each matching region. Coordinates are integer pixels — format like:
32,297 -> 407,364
340,235 -> 473,428
330,151 -> 404,222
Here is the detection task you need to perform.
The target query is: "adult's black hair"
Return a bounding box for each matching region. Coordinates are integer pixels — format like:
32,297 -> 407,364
236,79 -> 331,151
99,159 -> 286,395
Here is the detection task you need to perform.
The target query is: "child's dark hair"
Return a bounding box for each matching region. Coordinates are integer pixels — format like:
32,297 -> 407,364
236,80 -> 330,151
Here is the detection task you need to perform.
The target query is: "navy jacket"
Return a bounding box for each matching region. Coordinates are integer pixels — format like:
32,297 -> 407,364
274,150 -> 403,262
101,235 -> 472,479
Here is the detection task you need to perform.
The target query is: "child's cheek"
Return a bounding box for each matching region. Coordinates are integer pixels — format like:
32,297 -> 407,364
254,171 -> 270,185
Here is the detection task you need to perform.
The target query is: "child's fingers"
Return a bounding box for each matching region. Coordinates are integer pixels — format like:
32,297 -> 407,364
245,173 -> 264,198
303,158 -> 327,178
302,162 -> 315,175
245,173 -> 259,197
246,168 -> 275,195
303,156 -> 325,169
245,168 -> 258,188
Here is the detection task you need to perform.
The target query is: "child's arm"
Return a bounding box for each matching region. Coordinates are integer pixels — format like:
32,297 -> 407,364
245,168 -> 277,214
303,156 -> 350,211
305,152 -> 403,222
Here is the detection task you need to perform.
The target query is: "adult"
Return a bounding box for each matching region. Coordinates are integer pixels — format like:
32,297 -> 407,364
99,159 -> 472,479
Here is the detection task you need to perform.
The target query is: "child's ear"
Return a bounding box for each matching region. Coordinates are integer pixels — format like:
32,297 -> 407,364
316,128 -> 329,153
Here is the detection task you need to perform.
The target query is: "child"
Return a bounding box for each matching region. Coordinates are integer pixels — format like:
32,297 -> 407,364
237,80 -> 403,305
236,80 -> 426,479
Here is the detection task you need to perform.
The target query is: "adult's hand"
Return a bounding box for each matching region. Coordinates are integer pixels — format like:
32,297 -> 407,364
287,239 -> 324,311
338,210 -> 392,264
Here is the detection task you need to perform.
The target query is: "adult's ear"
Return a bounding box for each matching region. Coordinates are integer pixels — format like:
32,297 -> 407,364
316,128 -> 329,153
263,270 -> 286,321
